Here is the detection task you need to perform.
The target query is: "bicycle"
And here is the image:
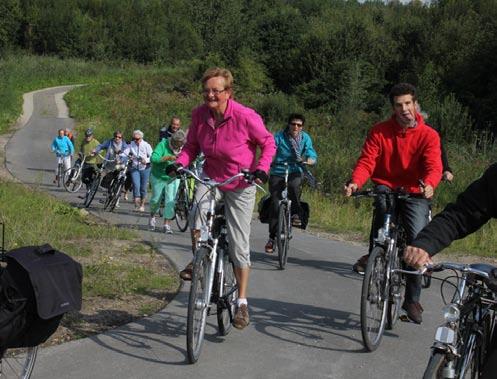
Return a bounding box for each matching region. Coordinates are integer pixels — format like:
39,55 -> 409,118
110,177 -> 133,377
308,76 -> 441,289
403,263 -> 497,379
55,154 -> 70,188
174,171 -> 195,232
63,154 -> 86,193
83,155 -> 115,208
103,158 -> 131,212
275,162 -> 293,270
352,188 -> 429,351
179,167 -> 259,363
0,223 -> 38,379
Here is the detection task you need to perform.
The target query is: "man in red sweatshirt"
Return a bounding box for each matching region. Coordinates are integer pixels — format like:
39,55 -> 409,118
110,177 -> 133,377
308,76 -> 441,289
344,83 -> 442,323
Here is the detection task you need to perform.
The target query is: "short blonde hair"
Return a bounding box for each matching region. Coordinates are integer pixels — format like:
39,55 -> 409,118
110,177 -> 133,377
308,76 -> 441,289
201,67 -> 234,90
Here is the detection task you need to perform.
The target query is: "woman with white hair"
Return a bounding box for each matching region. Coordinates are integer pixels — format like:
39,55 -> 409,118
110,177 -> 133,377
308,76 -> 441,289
149,130 -> 186,233
123,130 -> 153,211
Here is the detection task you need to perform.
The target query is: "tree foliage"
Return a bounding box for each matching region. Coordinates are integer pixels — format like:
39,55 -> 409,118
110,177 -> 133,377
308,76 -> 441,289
1,0 -> 497,130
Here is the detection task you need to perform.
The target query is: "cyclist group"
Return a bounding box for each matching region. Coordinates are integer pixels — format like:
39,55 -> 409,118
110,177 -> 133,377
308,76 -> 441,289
52,67 -> 497,372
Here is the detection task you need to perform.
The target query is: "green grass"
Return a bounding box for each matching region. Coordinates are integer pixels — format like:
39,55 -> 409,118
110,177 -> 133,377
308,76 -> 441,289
84,262 -> 177,299
0,180 -> 130,249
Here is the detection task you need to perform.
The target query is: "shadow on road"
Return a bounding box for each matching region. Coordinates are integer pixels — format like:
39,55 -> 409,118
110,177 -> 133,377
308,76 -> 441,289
89,306 -> 191,365
249,297 -> 367,353
251,251 -> 361,281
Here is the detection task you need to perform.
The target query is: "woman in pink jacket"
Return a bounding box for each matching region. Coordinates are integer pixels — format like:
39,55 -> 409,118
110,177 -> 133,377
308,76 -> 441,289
170,67 -> 276,330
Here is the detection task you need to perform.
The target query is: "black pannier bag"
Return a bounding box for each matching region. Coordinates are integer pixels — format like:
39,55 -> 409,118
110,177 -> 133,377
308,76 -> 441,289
298,201 -> 310,230
257,194 -> 272,224
0,244 -> 82,353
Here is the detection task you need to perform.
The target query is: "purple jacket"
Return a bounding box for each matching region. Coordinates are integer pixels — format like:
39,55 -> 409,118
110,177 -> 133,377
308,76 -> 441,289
177,99 -> 276,191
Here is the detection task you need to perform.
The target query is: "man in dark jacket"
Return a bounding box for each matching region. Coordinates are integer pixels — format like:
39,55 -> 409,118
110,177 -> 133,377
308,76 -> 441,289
158,116 -> 181,142
405,163 -> 497,266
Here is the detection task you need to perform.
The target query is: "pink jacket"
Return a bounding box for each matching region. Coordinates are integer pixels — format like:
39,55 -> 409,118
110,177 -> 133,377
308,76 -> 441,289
177,99 -> 276,191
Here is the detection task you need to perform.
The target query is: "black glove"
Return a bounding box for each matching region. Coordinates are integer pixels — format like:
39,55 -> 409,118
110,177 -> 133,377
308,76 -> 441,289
252,169 -> 268,184
165,162 -> 182,176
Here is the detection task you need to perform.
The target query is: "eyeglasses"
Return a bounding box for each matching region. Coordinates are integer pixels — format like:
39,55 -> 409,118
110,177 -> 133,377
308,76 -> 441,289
115,136 -> 122,139
202,88 -> 227,96
289,122 -> 303,127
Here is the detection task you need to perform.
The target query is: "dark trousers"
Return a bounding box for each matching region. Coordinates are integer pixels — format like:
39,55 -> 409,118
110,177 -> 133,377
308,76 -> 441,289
369,185 -> 430,304
268,173 -> 303,239
82,164 -> 97,190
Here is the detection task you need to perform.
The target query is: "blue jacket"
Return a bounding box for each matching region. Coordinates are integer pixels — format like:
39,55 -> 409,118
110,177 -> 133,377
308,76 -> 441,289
51,136 -> 74,156
270,130 -> 317,176
95,139 -> 129,162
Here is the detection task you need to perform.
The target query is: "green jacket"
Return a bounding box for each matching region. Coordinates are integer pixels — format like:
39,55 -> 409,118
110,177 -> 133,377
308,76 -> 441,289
151,139 -> 176,181
79,139 -> 101,165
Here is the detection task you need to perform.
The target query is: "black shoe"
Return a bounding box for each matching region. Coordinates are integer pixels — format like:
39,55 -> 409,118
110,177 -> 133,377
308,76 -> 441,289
402,301 -> 423,324
353,254 -> 369,275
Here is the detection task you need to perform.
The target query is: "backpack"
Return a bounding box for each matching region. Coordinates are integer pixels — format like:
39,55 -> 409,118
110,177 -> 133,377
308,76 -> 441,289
0,244 -> 82,355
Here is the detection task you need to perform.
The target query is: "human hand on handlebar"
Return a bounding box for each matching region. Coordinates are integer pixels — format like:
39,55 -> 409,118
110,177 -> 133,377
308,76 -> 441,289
165,162 -> 182,176
404,246 -> 433,268
343,181 -> 358,197
251,169 -> 268,185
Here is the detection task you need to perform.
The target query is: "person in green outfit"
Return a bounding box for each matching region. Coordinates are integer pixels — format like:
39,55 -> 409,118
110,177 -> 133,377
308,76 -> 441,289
79,128 -> 102,190
149,130 -> 186,233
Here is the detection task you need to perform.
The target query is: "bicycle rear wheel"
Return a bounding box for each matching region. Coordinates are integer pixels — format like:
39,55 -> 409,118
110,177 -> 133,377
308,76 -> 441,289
422,351 -> 448,379
84,174 -> 101,208
277,203 -> 290,270
175,182 -> 189,232
186,247 -> 212,364
0,346 -> 38,379
63,168 -> 82,193
217,254 -> 238,336
360,246 -> 389,351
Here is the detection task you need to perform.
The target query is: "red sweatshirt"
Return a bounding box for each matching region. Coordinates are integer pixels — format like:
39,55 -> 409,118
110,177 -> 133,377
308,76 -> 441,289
351,113 -> 442,193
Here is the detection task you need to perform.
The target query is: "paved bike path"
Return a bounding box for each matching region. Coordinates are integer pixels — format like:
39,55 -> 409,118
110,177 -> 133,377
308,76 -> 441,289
4,86 -> 446,379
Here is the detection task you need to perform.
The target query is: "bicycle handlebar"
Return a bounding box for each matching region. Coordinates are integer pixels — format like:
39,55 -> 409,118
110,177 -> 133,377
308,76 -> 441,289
178,167 -> 265,192
351,188 -> 424,200
395,262 -> 497,284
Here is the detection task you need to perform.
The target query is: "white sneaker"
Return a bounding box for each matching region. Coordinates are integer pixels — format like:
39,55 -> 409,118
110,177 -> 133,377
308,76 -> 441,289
149,217 -> 156,231
164,224 -> 173,234
139,205 -> 145,212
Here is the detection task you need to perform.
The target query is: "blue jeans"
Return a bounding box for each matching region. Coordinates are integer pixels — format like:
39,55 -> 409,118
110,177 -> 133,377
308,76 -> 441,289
369,185 -> 430,304
130,167 -> 151,200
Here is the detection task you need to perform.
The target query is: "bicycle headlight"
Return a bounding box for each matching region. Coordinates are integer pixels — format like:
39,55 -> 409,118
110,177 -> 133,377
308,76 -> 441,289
442,304 -> 460,323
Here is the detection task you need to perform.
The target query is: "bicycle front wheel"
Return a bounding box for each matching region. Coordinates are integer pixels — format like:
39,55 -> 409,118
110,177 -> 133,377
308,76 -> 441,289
277,203 -> 290,270
386,246 -> 402,330
63,168 -> 82,193
0,346 -> 38,379
217,255 -> 238,336
422,351 -> 448,379
187,247 -> 213,364
360,246 -> 389,351
175,183 -> 189,232
105,179 -> 123,212
84,174 -> 101,208
57,164 -> 63,187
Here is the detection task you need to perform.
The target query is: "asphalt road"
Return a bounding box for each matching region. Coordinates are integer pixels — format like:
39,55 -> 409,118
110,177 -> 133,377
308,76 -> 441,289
4,86 -> 448,379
